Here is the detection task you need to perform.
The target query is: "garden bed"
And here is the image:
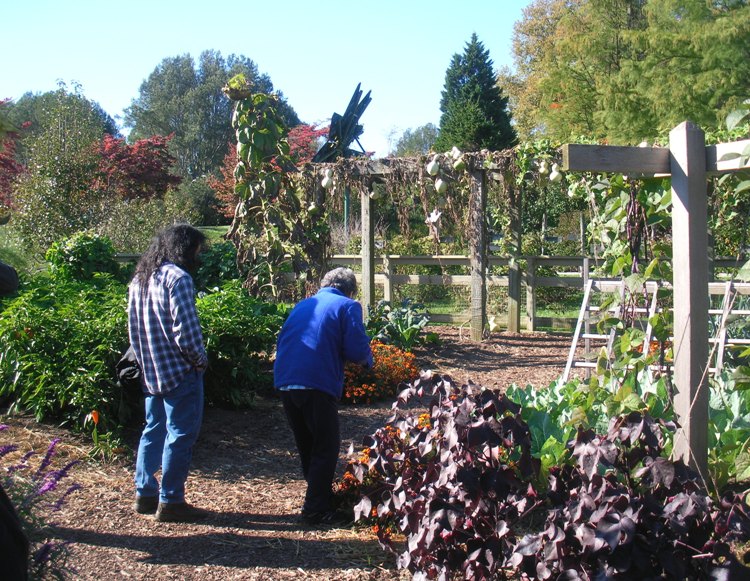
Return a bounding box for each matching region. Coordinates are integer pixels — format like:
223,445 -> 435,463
1,327 -> 572,580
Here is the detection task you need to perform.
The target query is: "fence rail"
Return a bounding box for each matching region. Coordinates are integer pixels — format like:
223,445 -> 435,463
116,251 -> 747,333
330,254 -> 746,331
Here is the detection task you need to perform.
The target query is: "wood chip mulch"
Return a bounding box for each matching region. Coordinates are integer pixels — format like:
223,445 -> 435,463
1,328 -> 572,579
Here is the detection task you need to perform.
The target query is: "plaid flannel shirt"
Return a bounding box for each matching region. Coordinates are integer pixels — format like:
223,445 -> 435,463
128,262 -> 207,395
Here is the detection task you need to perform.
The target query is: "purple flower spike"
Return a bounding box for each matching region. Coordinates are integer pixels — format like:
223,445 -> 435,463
0,444 -> 18,459
34,438 -> 60,479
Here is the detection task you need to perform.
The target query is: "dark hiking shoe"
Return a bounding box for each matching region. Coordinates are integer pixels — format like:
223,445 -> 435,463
133,495 -> 159,514
300,509 -> 352,527
155,502 -> 208,523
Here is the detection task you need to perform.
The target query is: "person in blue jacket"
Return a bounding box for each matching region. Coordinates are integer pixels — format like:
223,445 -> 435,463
274,267 -> 373,526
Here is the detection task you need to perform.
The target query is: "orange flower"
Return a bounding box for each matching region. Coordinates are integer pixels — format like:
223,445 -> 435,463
90,410 -> 100,425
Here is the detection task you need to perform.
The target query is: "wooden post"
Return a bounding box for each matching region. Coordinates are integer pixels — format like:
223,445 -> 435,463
583,257 -> 591,380
383,254 -> 392,303
670,121 -> 709,480
468,168 -> 487,341
526,257 -> 536,332
361,187 -> 375,315
507,179 -> 522,333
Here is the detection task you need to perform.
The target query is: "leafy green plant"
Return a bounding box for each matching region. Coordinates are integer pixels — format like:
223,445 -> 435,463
197,280 -> 289,407
194,240 -> 240,291
0,272 -> 130,434
0,425 -> 80,579
45,231 -> 120,282
366,299 -> 431,351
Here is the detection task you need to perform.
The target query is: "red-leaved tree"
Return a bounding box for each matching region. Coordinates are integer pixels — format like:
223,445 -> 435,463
208,123 -> 329,220
288,123 -> 328,165
0,135 -> 24,209
206,142 -> 238,220
0,99 -> 25,210
97,134 -> 181,200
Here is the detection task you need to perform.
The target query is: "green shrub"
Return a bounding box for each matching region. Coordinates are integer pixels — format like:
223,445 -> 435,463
45,231 -> 120,281
366,299 -> 433,351
0,273 -> 131,434
194,240 -> 240,291
198,280 -> 290,407
96,197 -> 200,254
0,270 -> 290,440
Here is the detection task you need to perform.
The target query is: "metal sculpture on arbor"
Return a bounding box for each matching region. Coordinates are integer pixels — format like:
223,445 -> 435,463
312,83 -> 371,162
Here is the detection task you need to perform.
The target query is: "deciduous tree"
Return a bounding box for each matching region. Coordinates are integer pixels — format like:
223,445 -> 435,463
124,50 -> 300,179
504,0 -> 750,143
96,134 -> 181,201
392,123 -> 439,156
13,86 -> 110,251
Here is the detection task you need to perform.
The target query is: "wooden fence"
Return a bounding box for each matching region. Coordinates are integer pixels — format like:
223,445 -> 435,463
330,253 -> 745,331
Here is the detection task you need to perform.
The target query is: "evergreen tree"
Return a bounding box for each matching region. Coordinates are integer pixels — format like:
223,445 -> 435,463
434,34 -> 516,152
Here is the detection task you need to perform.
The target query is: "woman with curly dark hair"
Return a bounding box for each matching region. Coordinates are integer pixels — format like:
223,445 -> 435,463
128,224 -> 209,523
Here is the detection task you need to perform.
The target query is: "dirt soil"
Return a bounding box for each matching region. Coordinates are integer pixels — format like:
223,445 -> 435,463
2,327 -> 574,580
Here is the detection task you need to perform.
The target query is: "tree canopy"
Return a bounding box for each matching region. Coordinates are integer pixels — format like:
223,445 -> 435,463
12,86 -> 111,251
434,33 -> 517,153
391,124 -> 439,157
502,0 -> 750,143
124,50 -> 300,179
6,83 -> 118,166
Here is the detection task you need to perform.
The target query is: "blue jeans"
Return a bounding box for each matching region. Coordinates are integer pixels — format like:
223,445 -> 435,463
135,370 -> 204,504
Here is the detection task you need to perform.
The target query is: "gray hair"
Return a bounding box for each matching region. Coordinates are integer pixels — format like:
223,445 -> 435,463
320,267 -> 357,297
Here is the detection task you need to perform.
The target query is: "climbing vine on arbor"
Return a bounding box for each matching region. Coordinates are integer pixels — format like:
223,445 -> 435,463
223,74 -> 330,297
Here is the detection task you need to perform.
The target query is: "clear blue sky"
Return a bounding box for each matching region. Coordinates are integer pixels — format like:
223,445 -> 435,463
2,0 -> 530,158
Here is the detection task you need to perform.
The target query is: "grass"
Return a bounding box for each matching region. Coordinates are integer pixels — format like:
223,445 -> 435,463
0,224 -> 36,273
199,225 -> 230,243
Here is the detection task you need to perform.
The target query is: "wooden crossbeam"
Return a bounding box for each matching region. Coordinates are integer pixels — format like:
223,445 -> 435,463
562,138 -> 750,176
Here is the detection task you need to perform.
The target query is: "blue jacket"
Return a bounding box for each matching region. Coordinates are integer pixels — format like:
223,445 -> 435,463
274,287 -> 373,399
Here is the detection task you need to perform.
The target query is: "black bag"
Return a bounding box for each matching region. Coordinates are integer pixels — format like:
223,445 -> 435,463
116,346 -> 142,390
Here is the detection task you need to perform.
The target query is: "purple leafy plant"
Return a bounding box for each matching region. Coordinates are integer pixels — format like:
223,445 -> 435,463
337,373 -> 750,580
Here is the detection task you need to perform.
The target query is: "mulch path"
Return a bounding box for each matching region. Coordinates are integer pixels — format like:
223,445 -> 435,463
1,327 -> 574,580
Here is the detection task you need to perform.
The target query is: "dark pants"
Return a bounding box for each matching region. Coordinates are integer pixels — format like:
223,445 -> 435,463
280,390 -> 340,514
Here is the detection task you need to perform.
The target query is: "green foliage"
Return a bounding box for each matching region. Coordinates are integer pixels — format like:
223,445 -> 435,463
507,352 -> 750,494
707,370 -> 750,491
227,81 -> 329,296
124,51 -> 299,179
513,140 -> 583,236
194,240 -> 240,290
506,0 -> 750,143
45,231 -> 120,282
434,33 -> 516,152
12,84 -> 111,253
570,172 -> 673,279
174,176 -> 225,226
366,299 -> 431,351
0,273 -> 130,434
96,194 -> 201,254
391,123 -> 439,157
7,86 -> 118,165
197,280 -> 290,407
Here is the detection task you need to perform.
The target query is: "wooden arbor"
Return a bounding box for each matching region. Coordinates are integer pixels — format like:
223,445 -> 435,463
563,122 -> 750,481
326,151 -> 518,341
